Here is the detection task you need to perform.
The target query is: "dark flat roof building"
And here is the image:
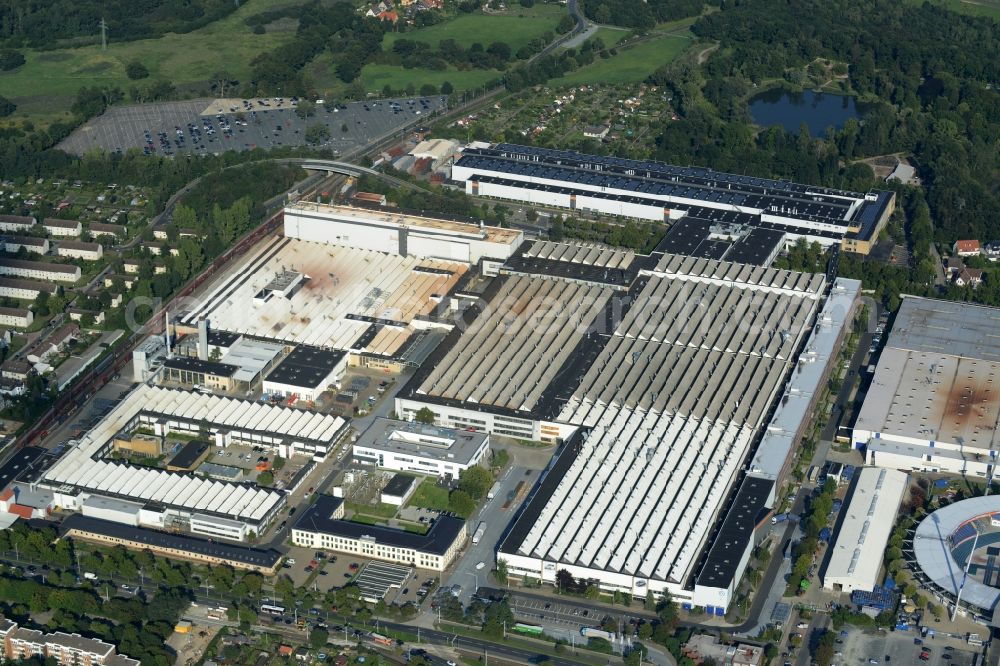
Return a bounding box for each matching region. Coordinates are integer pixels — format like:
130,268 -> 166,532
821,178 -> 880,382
263,345 -> 346,401
292,495 -> 466,570
166,440 -> 211,472
453,143 -> 895,255
60,514 -> 282,573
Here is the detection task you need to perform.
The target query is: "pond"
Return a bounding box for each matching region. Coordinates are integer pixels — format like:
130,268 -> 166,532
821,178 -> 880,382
748,88 -> 871,135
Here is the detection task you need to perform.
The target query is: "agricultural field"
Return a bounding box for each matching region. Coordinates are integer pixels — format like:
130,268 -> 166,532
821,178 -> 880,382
384,4 -> 566,51
549,32 -> 692,86
0,0 -> 306,122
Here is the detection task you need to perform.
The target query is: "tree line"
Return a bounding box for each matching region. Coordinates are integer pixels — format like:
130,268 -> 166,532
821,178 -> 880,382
579,0 -> 712,29
0,0 -> 241,47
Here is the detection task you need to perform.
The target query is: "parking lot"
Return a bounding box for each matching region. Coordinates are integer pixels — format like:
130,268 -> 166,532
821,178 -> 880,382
57,96 -> 446,157
836,628 -> 981,666
279,545 -> 437,606
507,595 -> 604,629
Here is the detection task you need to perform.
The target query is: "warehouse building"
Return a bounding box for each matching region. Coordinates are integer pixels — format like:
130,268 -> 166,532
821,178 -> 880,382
353,418 -> 490,478
263,345 -> 347,402
181,235 -> 470,351
0,258 -> 80,282
0,306 -> 32,328
495,257 -> 825,607
2,235 -> 49,255
292,495 -> 466,570
283,203 -> 522,265
56,240 -> 103,261
41,218 -> 82,237
822,467 -> 908,594
0,277 -> 57,301
397,270 -> 616,441
452,143 -> 894,254
854,297 -> 1000,477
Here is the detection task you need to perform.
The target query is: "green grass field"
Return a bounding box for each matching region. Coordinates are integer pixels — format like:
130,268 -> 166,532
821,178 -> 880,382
408,478 -> 450,511
905,0 -> 1000,19
345,501 -> 399,519
360,63 -> 498,93
0,0 -> 304,118
384,5 -> 565,51
586,27 -> 630,49
550,32 -> 691,86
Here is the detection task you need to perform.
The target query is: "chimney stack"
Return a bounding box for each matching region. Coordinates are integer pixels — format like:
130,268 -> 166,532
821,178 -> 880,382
198,319 -> 209,360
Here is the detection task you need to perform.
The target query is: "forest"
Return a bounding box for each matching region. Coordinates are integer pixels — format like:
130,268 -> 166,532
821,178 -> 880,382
578,0 -> 711,28
0,0 -> 240,47
645,0 -> 1000,245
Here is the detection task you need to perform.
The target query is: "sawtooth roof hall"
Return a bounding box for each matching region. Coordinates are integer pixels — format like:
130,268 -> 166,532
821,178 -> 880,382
396,238 -> 859,613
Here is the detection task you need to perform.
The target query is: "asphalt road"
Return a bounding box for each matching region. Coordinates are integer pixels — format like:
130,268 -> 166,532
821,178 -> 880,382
447,464 -> 540,606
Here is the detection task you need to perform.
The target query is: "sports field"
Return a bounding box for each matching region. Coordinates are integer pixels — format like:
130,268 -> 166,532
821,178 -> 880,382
549,32 -> 692,87
0,0 -> 304,118
383,5 -> 566,51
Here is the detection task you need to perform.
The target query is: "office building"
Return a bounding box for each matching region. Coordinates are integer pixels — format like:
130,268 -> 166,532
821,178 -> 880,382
292,495 -> 466,570
353,418 -> 490,478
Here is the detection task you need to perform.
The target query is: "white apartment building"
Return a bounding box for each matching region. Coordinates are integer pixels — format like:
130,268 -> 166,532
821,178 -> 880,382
42,218 -> 82,236
3,235 -> 49,254
0,277 -> 57,301
0,617 -> 139,666
0,215 -> 36,232
57,240 -> 104,261
0,306 -> 33,328
0,258 -> 80,282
